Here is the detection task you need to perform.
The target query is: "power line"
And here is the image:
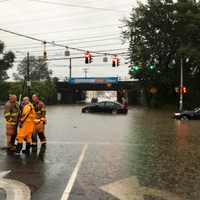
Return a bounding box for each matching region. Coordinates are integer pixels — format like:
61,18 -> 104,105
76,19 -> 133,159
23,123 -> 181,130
27,0 -> 126,13
10,37 -> 121,51
15,51 -> 129,60
25,24 -> 120,36
14,50 -> 128,62
0,27 -> 120,56
14,48 -> 128,56
6,32 -> 121,48
12,43 -> 126,57
14,48 -> 128,58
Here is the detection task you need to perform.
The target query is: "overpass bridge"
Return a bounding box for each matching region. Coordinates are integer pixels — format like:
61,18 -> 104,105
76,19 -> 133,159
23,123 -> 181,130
55,77 -> 140,104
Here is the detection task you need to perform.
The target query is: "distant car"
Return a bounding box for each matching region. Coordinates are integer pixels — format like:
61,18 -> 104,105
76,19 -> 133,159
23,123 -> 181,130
174,107 -> 200,120
82,101 -> 128,114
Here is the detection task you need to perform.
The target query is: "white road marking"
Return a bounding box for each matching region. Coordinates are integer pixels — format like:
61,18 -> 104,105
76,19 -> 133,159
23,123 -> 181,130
101,176 -> 144,200
60,144 -> 88,200
100,176 -> 183,200
0,170 -> 31,200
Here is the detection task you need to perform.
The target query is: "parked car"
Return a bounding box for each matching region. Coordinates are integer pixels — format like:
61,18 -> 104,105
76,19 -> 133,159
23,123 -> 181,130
82,101 -> 128,114
174,107 -> 200,120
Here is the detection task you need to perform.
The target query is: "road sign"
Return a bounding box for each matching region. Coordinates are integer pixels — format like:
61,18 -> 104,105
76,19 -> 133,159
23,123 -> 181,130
68,77 -> 118,84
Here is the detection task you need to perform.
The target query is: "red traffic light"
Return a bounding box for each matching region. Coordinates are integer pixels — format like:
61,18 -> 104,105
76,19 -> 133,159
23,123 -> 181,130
84,51 -> 92,64
182,86 -> 187,94
112,56 -> 120,67
180,86 -> 188,94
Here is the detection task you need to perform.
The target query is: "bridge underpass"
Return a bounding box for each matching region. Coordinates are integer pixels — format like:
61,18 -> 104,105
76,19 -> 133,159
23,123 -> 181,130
55,77 -> 140,104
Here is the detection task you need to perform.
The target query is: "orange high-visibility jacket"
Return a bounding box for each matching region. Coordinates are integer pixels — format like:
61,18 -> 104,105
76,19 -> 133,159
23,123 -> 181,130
18,103 -> 36,140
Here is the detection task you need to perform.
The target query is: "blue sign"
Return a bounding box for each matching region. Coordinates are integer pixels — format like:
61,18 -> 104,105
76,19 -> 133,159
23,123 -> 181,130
68,77 -> 118,84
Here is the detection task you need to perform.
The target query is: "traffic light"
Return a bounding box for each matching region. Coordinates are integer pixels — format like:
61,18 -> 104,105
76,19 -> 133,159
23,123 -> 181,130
43,50 -> 47,60
65,48 -> 70,56
130,65 -> 141,72
149,64 -> 155,70
112,58 -> 116,67
112,56 -> 120,67
84,51 -> 92,64
103,55 -> 108,62
43,41 -> 47,60
117,58 -> 120,66
179,86 -> 188,94
182,86 -> 187,94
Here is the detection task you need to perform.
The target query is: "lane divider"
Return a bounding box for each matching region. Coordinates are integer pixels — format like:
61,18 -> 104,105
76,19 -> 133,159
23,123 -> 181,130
61,144 -> 88,200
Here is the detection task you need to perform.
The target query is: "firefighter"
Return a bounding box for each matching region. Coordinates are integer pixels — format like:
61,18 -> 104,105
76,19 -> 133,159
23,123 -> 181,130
3,95 -> 19,151
16,97 -> 36,154
32,94 -> 47,148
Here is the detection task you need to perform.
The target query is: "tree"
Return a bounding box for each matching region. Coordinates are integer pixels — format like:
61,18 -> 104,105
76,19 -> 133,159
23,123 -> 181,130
0,41 -> 15,81
122,0 -> 200,106
14,56 -> 52,81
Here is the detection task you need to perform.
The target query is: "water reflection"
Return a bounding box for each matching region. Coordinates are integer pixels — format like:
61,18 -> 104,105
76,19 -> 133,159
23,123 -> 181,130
127,109 -> 200,199
175,121 -> 190,152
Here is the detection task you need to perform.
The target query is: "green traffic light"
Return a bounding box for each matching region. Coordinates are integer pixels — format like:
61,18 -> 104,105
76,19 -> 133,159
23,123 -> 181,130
130,65 -> 141,71
134,66 -> 140,70
149,65 -> 155,70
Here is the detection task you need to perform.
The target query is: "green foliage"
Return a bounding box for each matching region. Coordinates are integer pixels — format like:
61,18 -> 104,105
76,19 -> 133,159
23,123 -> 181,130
14,56 -> 52,81
0,41 -> 15,81
31,80 -> 57,104
122,0 -> 200,83
122,0 -> 200,106
0,80 -> 57,104
0,81 -> 9,102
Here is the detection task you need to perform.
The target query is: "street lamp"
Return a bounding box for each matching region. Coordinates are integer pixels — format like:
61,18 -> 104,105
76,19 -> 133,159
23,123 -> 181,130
83,68 -> 88,78
179,57 -> 183,111
179,57 -> 189,111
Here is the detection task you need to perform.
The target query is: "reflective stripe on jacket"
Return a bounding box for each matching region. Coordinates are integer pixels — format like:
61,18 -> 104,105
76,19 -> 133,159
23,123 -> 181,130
4,101 -> 19,125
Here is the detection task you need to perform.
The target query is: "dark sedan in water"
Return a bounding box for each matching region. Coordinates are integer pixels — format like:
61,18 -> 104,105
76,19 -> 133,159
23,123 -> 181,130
174,107 -> 200,120
82,101 -> 128,114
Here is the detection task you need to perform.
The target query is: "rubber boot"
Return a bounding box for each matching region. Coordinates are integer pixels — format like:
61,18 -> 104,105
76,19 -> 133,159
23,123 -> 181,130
32,133 -> 38,148
16,143 -> 23,155
22,143 -> 31,155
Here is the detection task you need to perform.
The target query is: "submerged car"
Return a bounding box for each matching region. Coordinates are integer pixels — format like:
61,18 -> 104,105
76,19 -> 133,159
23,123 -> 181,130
174,107 -> 200,120
82,101 -> 128,114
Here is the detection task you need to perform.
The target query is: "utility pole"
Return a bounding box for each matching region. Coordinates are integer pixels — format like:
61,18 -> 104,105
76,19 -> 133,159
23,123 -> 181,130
83,68 -> 88,78
69,57 -> 72,79
27,52 -> 31,98
179,57 -> 183,111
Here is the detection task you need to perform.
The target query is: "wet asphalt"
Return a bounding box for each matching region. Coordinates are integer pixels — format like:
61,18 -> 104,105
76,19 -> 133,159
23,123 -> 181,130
0,105 -> 200,200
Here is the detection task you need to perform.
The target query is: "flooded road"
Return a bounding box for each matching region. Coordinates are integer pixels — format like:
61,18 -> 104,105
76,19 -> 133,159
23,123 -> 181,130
0,105 -> 200,200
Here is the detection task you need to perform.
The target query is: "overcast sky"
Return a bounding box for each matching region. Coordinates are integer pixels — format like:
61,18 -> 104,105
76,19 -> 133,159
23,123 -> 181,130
0,0 -> 138,80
